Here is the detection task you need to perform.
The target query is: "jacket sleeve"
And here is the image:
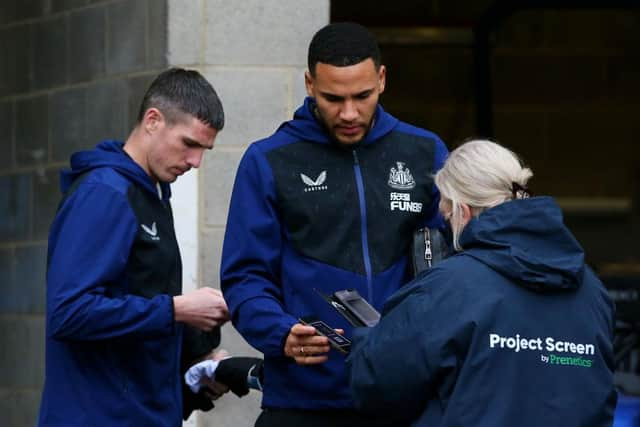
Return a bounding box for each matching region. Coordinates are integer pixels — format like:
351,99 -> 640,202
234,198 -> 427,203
221,144 -> 297,357
47,182 -> 175,341
346,268 -> 466,421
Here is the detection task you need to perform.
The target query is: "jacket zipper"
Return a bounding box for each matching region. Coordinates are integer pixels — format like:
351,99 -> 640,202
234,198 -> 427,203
352,150 -> 374,302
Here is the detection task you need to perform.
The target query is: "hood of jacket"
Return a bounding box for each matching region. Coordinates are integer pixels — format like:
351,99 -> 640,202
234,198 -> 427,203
60,140 -> 171,199
460,196 -> 585,292
279,96 -> 399,145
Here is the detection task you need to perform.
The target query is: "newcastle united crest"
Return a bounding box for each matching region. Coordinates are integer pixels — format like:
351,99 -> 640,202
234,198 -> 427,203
388,162 -> 415,190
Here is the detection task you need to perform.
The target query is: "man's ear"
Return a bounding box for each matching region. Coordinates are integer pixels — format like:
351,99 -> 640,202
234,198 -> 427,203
378,65 -> 386,94
143,108 -> 164,133
304,71 -> 314,97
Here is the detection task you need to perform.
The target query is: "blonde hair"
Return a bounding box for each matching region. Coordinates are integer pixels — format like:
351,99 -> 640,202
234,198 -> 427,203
434,139 -> 533,250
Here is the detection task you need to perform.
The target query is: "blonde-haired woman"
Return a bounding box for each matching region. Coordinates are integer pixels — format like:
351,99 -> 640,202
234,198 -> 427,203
348,140 -> 616,427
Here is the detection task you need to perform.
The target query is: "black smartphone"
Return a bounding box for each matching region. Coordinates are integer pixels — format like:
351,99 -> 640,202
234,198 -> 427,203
333,289 -> 380,327
299,316 -> 351,355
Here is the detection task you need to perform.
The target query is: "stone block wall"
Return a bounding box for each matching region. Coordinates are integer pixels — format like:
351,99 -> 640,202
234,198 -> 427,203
0,1 -> 167,425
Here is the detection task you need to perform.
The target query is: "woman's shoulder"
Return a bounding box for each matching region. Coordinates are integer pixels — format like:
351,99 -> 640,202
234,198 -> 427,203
384,254 -> 499,314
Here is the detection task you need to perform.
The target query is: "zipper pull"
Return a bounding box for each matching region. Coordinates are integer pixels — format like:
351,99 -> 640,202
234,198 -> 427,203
424,228 -> 432,267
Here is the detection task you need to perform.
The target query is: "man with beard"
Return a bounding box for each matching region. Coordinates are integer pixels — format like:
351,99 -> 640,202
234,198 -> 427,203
221,23 -> 449,427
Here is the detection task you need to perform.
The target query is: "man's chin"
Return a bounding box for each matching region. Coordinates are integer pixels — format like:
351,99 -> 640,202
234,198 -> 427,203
333,132 -> 365,146
159,174 -> 178,184
165,169 -> 188,183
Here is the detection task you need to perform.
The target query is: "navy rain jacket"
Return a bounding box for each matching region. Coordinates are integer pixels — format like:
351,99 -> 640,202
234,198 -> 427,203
221,97 -> 448,409
348,197 -> 617,427
38,141 -> 186,426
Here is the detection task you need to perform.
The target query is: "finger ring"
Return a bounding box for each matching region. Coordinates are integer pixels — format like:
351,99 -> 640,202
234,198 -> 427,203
300,346 -> 305,354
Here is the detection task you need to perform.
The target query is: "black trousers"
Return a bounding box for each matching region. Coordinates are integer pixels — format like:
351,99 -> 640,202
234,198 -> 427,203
254,408 -> 402,427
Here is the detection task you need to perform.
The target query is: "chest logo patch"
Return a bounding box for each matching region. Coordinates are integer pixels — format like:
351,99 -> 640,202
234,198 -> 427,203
301,171 -> 328,192
141,222 -> 160,241
388,162 -> 415,190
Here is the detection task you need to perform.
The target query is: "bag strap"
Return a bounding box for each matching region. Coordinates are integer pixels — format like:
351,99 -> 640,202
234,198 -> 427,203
411,227 -> 452,278
423,228 -> 433,268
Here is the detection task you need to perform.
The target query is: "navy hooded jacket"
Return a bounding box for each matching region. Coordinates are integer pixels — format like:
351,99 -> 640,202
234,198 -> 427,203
221,97 -> 448,409
347,197 -> 617,426
38,141 -> 186,426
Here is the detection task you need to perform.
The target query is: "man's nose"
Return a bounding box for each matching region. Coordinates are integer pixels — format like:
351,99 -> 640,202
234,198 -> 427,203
186,149 -> 205,169
339,100 -> 358,122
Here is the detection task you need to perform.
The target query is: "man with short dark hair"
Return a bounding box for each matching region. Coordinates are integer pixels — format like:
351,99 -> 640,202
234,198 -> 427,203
221,23 -> 449,426
38,68 -> 231,426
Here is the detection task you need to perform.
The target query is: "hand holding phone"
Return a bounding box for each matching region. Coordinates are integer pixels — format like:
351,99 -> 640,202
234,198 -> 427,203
284,322 -> 332,365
